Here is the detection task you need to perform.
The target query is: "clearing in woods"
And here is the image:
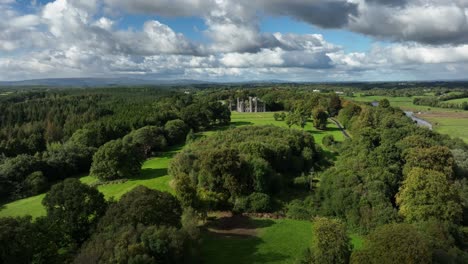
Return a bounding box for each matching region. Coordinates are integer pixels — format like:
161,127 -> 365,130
0,113 -> 345,218
0,112 -> 360,263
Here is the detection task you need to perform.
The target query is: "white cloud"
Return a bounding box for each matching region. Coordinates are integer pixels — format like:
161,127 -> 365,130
3,0 -> 468,81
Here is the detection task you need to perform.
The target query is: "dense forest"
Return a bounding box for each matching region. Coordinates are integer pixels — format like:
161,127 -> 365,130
0,85 -> 467,263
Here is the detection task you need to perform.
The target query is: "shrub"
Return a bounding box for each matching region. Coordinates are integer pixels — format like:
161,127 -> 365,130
322,135 -> 335,147
286,197 -> 314,220
234,192 -> 273,213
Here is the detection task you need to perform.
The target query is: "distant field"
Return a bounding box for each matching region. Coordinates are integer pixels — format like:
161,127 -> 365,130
445,97 -> 468,103
345,95 -> 468,143
417,111 -> 468,143
202,216 -> 363,264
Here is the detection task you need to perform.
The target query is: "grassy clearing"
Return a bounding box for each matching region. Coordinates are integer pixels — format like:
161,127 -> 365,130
230,112 -> 346,144
0,147 -> 181,218
0,194 -> 46,218
201,217 -> 363,264
202,218 -> 313,264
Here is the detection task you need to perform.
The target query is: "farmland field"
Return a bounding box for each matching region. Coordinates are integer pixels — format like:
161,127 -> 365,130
445,97 -> 468,103
345,95 -> 468,142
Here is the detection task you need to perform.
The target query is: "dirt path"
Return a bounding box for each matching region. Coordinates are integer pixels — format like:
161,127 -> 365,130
329,118 -> 350,138
205,213 -> 258,237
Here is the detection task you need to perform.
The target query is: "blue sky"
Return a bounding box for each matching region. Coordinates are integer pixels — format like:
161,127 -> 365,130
1,0 -> 468,81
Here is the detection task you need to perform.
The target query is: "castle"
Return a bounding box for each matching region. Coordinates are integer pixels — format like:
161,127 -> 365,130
232,96 -> 266,112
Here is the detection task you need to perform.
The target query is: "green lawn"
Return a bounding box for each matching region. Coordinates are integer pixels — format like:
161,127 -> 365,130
0,194 -> 46,218
202,218 -> 363,264
230,112 -> 346,144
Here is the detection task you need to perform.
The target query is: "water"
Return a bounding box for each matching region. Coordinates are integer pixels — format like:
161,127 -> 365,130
404,111 -> 433,130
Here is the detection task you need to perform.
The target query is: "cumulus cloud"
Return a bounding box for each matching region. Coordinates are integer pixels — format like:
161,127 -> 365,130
3,0 -> 468,81
349,1 -> 468,45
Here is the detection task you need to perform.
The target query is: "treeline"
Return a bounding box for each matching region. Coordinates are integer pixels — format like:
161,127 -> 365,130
413,92 -> 468,110
0,88 -> 230,202
308,100 -> 468,262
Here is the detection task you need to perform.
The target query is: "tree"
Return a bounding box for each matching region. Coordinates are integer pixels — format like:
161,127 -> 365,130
97,186 -> 182,229
322,135 -> 335,147
23,171 -> 47,196
0,216 -> 36,264
308,217 -> 352,264
164,119 -> 189,145
378,98 -> 390,108
0,154 -> 41,199
313,108 -> 328,130
403,146 -> 455,178
396,167 -> 462,223
452,149 -> 468,179
75,224 -> 194,264
90,138 -> 143,180
285,111 -> 306,128
328,93 -> 342,117
186,129 -> 197,143
351,223 -> 431,264
123,126 -> 167,157
42,179 -> 107,245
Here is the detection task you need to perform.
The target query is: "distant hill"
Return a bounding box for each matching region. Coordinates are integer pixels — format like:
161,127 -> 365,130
0,78 -> 212,87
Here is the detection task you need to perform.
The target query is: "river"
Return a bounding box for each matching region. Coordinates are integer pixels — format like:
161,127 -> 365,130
404,111 -> 433,130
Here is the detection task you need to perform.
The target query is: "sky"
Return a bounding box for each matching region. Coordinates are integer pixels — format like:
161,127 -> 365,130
2,0 -> 468,82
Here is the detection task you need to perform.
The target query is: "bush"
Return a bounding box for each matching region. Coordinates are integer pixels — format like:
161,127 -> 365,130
286,197 -> 315,220
351,223 -> 431,264
234,192 -> 272,213
24,171 -> 47,196
322,135 -> 335,147
249,192 -> 273,212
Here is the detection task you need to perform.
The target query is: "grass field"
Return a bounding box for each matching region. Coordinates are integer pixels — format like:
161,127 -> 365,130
0,194 -> 46,218
230,112 -> 346,143
445,97 -> 468,103
0,147 -> 181,218
202,216 -> 363,264
344,95 -> 468,143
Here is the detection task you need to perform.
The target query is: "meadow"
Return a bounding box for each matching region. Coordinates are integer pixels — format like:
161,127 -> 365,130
345,95 -> 468,142
445,97 -> 468,103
